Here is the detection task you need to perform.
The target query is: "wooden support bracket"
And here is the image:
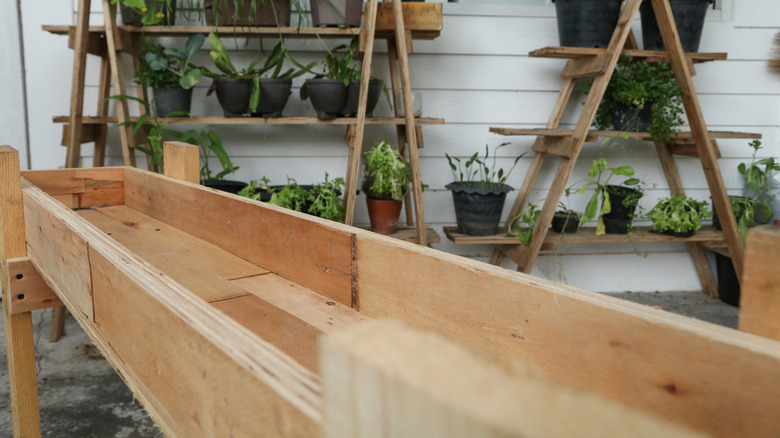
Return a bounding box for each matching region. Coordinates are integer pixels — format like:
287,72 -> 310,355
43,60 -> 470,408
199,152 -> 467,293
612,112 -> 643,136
561,53 -> 610,79
7,257 -> 63,314
67,28 -> 104,56
61,124 -> 99,147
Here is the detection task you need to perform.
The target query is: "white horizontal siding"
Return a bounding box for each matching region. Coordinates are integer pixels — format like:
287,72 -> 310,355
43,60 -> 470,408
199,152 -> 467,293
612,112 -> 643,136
11,0 -> 780,292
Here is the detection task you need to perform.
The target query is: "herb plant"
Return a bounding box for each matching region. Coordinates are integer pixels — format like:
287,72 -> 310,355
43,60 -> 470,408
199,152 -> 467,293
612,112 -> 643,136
307,173 -> 346,222
268,177 -> 309,212
237,177 -> 271,199
362,140 -> 412,201
176,128 -> 238,181
648,193 -> 711,235
446,143 -> 524,189
505,202 -> 540,245
730,139 -> 780,240
134,34 -> 205,89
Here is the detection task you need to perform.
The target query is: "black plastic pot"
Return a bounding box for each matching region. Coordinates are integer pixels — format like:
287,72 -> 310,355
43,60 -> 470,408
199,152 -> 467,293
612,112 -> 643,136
201,179 -> 248,194
602,185 -> 642,234
344,79 -> 382,117
215,78 -> 254,117
712,196 -> 746,231
552,0 -> 622,48
253,78 -> 292,118
447,182 -> 512,236
120,0 -> 176,26
716,253 -> 740,307
305,79 -> 349,120
205,0 -> 291,26
640,0 -> 713,52
310,0 -> 363,28
613,102 -> 652,132
152,85 -> 192,117
551,211 -> 581,234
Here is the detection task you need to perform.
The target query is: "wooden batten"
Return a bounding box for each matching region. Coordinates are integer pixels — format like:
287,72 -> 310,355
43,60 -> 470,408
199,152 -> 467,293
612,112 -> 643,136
352,234 -> 780,437
22,167 -> 125,208
122,168 -> 356,307
374,2 -> 442,32
739,225 -> 780,341
7,257 -> 63,314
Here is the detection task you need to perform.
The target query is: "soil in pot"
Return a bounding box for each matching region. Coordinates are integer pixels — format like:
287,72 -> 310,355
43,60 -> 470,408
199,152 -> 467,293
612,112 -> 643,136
202,179 -> 248,194
602,185 -> 642,234
305,79 -> 348,120
552,0 -> 622,48
205,0 -> 291,26
344,79 -> 382,117
252,78 -> 292,118
215,78 -> 254,117
640,0 -> 712,52
613,102 -> 652,132
447,182 -> 512,236
366,198 -> 403,235
121,0 -> 176,26
152,86 -> 193,117
310,0 -> 363,28
551,211 -> 580,234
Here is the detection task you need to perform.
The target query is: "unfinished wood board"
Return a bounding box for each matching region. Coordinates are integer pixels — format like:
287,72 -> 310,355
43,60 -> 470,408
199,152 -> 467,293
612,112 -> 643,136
321,319 -> 703,438
232,273 -> 371,334
123,168 -> 355,307
7,257 -> 63,314
374,2 -> 442,31
22,167 -> 125,208
354,234 -> 780,437
739,225 -> 780,341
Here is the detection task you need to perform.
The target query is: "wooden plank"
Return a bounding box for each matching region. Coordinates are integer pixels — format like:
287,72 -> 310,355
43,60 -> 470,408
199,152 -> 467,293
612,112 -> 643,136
52,115 -> 446,125
490,128 -> 759,142
163,141 -> 200,184
22,168 -> 125,208
354,233 -> 780,437
93,41 -> 111,167
65,0 -> 91,168
22,180 -> 94,321
7,257 -> 63,314
0,146 -> 41,437
529,46 -> 727,62
102,0 -> 135,166
374,2 -> 442,32
321,319 -> 704,438
123,168 -> 356,307
446,226 -> 727,245
231,273 -> 371,334
561,53 -> 610,79
211,294 -> 322,373
739,225 -> 780,341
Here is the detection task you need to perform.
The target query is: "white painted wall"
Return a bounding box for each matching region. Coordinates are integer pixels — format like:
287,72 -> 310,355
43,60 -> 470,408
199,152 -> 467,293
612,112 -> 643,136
8,0 -> 780,292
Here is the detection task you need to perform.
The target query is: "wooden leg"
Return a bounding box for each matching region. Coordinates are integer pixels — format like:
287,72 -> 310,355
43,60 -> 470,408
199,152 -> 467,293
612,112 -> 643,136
1,145 -> 41,437
49,306 -> 67,342
65,0 -> 92,168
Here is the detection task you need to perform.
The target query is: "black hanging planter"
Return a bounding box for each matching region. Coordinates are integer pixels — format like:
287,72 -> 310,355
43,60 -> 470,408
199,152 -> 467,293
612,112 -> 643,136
152,86 -> 193,117
215,78 -> 254,118
202,179 -> 249,194
344,79 -> 382,117
602,185 -> 642,234
640,0 -> 713,52
613,102 -> 653,132
120,0 -> 177,26
447,182 -> 512,236
552,0 -> 622,48
252,78 -> 292,118
305,79 -> 348,120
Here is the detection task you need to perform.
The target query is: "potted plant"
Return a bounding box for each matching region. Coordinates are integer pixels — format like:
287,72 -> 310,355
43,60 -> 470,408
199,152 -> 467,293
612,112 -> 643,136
640,0 -> 714,52
204,32 -> 261,117
134,34 -> 205,117
551,0 -> 622,48
445,143 -> 524,236
570,157 -> 643,235
251,42 -> 316,118
551,201 -> 581,234
259,175 -> 346,222
505,202 -> 540,245
362,139 -> 412,235
176,127 -> 245,193
587,55 -> 685,141
307,173 -> 347,222
112,0 -> 177,26
205,0 -> 293,27
310,0 -> 362,28
648,193 -> 711,237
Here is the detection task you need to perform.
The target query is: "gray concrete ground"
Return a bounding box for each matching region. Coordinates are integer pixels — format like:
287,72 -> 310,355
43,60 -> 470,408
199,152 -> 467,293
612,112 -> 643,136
0,291 -> 738,437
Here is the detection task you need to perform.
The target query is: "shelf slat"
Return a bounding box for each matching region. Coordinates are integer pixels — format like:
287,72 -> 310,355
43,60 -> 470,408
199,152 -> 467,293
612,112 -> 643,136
489,127 -> 762,141
53,115 -> 445,126
529,46 -> 727,63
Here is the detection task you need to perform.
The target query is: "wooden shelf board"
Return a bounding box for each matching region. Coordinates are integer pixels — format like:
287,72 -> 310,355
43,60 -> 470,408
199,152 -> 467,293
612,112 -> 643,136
529,46 -> 727,63
444,225 -> 726,246
53,116 -> 445,126
362,226 -> 441,244
489,127 -> 761,141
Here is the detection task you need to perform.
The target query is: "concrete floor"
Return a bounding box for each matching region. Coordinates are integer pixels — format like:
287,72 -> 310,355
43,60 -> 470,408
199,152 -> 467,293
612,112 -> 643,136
0,290 -> 738,437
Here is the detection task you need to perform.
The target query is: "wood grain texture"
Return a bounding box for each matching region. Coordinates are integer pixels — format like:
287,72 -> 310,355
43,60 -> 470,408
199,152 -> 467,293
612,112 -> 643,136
739,225 -> 780,340
354,234 -> 780,437
123,168 -> 356,307
321,319 -> 704,438
7,257 -> 63,314
21,167 -> 125,208
163,142 -> 199,184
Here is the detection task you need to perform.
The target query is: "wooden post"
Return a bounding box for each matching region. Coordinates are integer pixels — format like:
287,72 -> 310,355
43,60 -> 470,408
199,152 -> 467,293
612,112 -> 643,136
0,145 -> 42,437
163,141 -> 200,184
739,225 -> 780,341
65,0 -> 92,168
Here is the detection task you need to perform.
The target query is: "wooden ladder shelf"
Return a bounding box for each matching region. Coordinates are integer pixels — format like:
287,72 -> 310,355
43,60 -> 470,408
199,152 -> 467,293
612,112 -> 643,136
445,0 -> 757,297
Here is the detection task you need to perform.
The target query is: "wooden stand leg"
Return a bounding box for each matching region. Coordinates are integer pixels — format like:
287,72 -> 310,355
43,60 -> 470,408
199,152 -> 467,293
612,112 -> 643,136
1,145 -> 41,437
49,306 -> 67,342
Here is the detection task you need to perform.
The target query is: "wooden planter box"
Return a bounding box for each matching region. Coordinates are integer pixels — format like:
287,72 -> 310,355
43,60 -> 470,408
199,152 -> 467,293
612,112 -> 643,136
372,2 -> 442,36
2,144 -> 780,437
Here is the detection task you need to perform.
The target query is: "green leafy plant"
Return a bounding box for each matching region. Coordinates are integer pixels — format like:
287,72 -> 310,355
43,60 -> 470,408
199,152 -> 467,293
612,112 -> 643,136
268,177 -> 309,211
648,193 -> 712,235
256,41 -> 317,80
505,202 -> 540,245
134,34 -> 205,89
728,139 -> 780,240
568,157 -> 643,235
308,173 -> 346,222
176,128 -> 238,181
110,0 -> 176,26
237,176 -> 271,199
586,55 -> 684,141
209,0 -> 309,29
204,32 -> 263,111
362,140 -> 412,201
446,143 -> 524,189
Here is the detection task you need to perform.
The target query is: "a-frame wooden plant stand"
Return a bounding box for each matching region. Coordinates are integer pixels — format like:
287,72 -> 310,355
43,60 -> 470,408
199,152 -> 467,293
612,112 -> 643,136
444,0 -> 758,297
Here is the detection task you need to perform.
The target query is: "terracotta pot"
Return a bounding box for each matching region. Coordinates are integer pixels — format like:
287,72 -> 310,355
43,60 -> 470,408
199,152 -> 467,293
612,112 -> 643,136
366,198 -> 403,235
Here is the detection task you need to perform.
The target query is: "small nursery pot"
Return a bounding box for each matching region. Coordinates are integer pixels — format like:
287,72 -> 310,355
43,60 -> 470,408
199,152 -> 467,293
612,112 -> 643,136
344,79 -> 382,117
201,179 -> 248,194
253,78 -> 292,118
305,79 -> 349,120
366,198 -> 403,235
602,185 -> 642,234
552,0 -> 622,48
447,182 -> 513,236
152,85 -> 193,117
215,78 -> 254,117
640,0 -> 713,52
551,211 -> 581,234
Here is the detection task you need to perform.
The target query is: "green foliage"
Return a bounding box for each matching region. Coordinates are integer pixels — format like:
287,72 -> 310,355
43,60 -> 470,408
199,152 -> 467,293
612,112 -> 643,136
256,42 -> 317,80
586,55 -> 684,141
648,193 -> 711,234
505,202 -> 540,245
205,32 -> 261,111
237,176 -> 271,199
176,128 -> 238,181
730,139 -> 780,241
134,34 -> 205,89
568,156 -> 643,235
209,0 -> 308,28
268,177 -> 310,211
446,143 -> 525,189
307,173 -> 346,222
362,140 -> 412,201
110,0 -> 176,26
